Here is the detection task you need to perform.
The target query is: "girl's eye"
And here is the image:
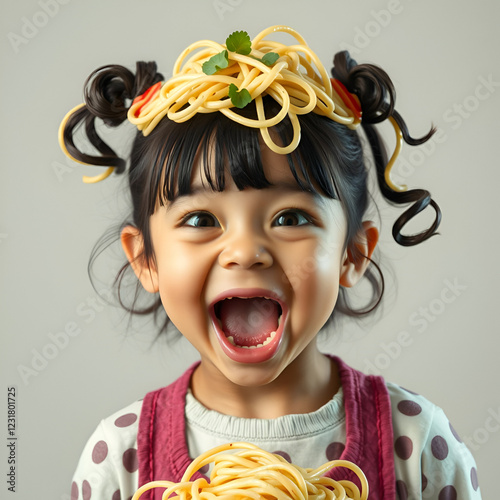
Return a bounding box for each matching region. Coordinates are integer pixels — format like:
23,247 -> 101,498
182,212 -> 220,228
273,210 -> 311,227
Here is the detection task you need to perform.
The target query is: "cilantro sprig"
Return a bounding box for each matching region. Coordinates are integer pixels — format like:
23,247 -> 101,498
201,30 -> 280,108
228,84 -> 252,108
202,30 -> 280,76
260,52 -> 280,66
225,30 -> 252,55
202,49 -> 229,75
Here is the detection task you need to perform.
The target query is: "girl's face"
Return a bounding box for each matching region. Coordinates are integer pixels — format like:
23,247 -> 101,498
127,144 -> 365,393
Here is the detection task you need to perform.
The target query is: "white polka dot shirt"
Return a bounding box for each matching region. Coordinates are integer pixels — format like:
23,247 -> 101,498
70,383 -> 480,500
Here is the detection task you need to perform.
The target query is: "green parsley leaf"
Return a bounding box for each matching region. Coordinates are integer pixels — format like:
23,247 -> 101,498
202,50 -> 229,75
228,83 -> 252,108
261,52 -> 280,66
226,30 -> 252,55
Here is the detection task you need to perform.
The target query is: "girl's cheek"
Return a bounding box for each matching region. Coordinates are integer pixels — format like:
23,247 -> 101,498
160,248 -> 200,294
287,241 -> 342,318
156,243 -> 212,324
283,239 -> 341,289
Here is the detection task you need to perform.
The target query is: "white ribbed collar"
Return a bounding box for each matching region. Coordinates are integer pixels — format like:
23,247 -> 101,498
185,387 -> 345,441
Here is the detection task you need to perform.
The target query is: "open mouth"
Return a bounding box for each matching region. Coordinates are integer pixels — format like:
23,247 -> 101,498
209,290 -> 287,363
214,297 -> 283,347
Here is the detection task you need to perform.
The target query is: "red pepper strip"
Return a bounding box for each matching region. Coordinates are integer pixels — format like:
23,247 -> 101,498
132,82 -> 162,118
331,78 -> 362,119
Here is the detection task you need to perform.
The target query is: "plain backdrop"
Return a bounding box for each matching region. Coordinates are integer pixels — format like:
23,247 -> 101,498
1,0 -> 499,498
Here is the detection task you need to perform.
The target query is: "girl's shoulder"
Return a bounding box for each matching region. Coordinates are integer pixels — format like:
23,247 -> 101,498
71,399 -> 143,500
385,381 -> 461,444
95,398 -> 143,445
385,381 -> 469,462
385,381 -> 481,498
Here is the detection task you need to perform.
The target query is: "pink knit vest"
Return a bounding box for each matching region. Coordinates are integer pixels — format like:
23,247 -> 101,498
137,356 -> 396,499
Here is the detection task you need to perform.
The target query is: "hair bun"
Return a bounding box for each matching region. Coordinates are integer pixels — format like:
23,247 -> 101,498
331,50 -> 358,80
132,61 -> 163,99
60,61 -> 164,179
83,62 -> 163,127
332,51 -> 395,124
83,65 -> 134,126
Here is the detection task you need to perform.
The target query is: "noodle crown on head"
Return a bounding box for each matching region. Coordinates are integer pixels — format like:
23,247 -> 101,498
132,442 -> 368,500
127,25 -> 362,155
59,25 -> 409,192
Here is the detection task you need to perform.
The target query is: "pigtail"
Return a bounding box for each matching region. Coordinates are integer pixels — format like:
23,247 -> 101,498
332,51 -> 441,246
62,62 -> 167,336
61,62 -> 163,179
363,124 -> 441,246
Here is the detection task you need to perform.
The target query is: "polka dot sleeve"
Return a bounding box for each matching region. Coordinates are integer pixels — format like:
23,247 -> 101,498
387,383 -> 481,499
70,401 -> 141,500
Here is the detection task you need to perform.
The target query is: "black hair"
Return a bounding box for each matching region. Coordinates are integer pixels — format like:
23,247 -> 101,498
61,53 -> 441,337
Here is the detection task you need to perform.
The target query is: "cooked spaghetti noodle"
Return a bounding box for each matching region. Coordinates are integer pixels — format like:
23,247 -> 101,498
132,442 -> 368,500
127,25 -> 362,155
59,25 -> 407,190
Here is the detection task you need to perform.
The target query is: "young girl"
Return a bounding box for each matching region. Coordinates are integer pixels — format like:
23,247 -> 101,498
60,26 -> 480,500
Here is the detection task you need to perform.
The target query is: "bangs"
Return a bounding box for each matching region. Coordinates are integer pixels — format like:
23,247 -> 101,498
130,96 -> 362,217
154,110 -> 273,205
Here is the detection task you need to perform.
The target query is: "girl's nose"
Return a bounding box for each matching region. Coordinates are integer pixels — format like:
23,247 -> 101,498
218,231 -> 273,270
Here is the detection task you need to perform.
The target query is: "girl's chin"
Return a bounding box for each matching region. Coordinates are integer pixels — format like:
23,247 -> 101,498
211,358 -> 290,389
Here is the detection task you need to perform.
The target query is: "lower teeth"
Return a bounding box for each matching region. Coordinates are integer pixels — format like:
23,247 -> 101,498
227,331 -> 277,349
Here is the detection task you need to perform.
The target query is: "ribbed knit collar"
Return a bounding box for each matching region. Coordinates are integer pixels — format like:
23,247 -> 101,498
185,387 -> 345,441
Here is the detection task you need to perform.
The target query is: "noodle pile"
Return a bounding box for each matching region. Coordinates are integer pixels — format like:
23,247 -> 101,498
127,25 -> 362,155
59,25 -> 406,191
132,442 -> 368,500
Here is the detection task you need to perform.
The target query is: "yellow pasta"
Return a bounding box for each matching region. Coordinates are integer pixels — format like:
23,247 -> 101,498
132,442 -> 368,500
127,25 -> 362,155
59,25 -> 407,191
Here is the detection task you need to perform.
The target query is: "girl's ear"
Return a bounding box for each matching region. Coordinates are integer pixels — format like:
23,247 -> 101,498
120,225 -> 159,293
339,221 -> 379,288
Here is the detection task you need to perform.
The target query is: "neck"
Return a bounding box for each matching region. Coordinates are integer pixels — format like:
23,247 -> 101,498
190,347 -> 339,419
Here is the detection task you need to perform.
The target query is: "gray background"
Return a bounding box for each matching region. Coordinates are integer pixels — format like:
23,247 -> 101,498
1,0 -> 499,498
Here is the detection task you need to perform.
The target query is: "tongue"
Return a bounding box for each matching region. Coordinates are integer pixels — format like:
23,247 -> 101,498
219,298 -> 279,346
